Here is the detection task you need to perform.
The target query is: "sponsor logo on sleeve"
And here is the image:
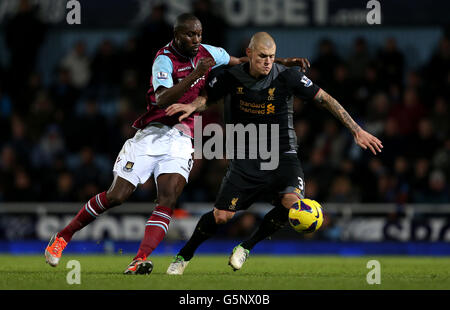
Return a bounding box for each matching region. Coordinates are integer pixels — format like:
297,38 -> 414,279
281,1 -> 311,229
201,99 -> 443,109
301,75 -> 312,87
157,72 -> 169,80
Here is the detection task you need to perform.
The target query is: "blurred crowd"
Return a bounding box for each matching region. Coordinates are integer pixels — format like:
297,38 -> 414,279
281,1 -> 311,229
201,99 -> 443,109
0,0 -> 448,206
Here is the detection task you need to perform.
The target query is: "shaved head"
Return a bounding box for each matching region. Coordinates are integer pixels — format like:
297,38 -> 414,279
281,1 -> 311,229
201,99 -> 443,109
246,32 -> 276,78
248,32 -> 276,50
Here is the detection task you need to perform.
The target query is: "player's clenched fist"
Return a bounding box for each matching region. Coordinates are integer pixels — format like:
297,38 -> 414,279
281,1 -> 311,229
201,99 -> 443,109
194,57 -> 216,77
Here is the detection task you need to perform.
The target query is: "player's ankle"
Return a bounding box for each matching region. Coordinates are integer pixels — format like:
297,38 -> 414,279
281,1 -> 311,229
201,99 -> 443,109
177,253 -> 192,261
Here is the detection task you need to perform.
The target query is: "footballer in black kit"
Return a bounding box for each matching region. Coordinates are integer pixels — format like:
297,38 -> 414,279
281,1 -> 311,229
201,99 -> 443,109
166,32 -> 382,274
207,61 -> 320,212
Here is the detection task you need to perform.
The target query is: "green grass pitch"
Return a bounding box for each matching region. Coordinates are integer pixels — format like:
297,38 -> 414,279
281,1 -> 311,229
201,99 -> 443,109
1,255 -> 449,290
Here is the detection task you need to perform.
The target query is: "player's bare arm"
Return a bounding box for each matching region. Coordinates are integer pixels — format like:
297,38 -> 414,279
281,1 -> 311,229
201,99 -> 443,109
165,90 -> 208,122
228,56 -> 249,66
275,57 -> 311,72
155,57 -> 215,108
314,88 -> 383,155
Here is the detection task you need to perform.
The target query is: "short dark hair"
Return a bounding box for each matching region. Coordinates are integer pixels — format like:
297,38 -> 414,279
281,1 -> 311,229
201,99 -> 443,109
174,13 -> 200,31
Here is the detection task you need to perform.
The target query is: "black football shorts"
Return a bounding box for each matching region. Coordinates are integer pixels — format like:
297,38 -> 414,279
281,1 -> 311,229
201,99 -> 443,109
214,153 -> 305,212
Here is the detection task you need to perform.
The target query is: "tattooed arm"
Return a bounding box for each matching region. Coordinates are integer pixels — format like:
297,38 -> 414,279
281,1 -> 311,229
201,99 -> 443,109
314,88 -> 383,155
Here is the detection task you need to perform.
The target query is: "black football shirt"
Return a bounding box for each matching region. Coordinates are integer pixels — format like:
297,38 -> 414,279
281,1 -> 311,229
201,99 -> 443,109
206,62 -> 320,156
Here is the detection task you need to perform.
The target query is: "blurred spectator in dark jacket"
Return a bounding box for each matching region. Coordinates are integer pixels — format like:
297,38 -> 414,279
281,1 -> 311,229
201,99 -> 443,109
8,168 -> 37,201
409,118 -> 440,159
305,177 -> 323,202
15,72 -> 45,115
304,148 -> 335,197
4,0 -> 47,103
365,92 -> 390,137
52,171 -> 77,202
193,0 -> 227,47
119,37 -> 141,75
63,98 -> 109,153
89,40 -> 121,93
135,3 -> 172,83
26,91 -> 56,143
389,87 -> 426,137
295,119 -> 315,163
0,85 -> 12,142
424,36 -> 450,96
312,38 -> 342,89
376,37 -> 404,89
424,170 -> 449,203
0,145 -> 17,197
405,70 -> 426,101
327,175 -> 360,203
348,37 -> 372,80
49,67 -> 80,116
376,173 -> 397,203
411,158 -> 430,202
377,118 -> 406,168
354,63 -> 383,105
430,96 -> 449,141
328,63 -> 358,115
120,69 -> 146,113
0,85 -> 12,119
392,156 -> 411,203
360,158 -> 387,202
31,124 -> 66,169
73,147 -> 104,201
9,115 -> 32,167
314,119 -> 348,168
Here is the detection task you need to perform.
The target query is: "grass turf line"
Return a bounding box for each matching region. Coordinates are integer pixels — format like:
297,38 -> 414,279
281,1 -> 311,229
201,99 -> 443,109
0,255 -> 449,290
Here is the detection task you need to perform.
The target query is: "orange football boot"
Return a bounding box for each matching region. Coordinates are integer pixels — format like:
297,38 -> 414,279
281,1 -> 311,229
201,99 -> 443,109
45,234 -> 67,267
124,257 -> 153,275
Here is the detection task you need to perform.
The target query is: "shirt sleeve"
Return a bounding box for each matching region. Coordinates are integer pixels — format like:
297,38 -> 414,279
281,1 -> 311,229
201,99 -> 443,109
206,66 -> 230,102
152,55 -> 174,91
201,44 -> 231,69
286,69 -> 321,101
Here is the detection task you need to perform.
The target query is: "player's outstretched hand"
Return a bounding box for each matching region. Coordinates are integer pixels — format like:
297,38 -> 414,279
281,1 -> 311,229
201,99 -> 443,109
284,57 -> 311,72
165,103 -> 196,122
194,57 -> 216,76
353,129 -> 383,155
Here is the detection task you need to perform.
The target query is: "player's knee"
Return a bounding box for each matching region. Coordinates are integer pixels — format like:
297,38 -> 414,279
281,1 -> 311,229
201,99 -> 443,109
157,186 -> 180,208
213,209 -> 234,224
156,175 -> 185,208
106,177 -> 135,206
106,188 -> 133,207
158,195 -> 177,209
281,194 -> 299,209
106,192 -> 128,206
214,215 -> 229,225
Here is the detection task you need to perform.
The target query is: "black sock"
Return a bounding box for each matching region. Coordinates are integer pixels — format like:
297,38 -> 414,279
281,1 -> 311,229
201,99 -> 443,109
178,210 -> 218,261
241,205 -> 289,251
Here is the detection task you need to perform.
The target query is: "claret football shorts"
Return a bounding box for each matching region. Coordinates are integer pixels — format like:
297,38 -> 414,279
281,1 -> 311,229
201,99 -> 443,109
113,123 -> 194,187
